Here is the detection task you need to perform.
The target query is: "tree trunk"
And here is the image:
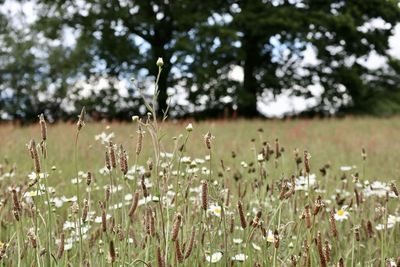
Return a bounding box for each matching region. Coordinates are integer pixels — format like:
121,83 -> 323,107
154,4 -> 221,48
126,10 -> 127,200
237,35 -> 259,117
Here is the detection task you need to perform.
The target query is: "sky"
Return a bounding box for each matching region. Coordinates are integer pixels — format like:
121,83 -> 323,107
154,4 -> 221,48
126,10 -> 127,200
1,0 -> 400,117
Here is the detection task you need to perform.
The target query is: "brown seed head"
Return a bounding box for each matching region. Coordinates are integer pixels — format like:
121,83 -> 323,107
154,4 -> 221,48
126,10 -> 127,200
304,150 -> 310,174
171,213 -> 182,242
338,258 -> 344,267
361,148 -> 367,161
329,210 -> 338,238
77,107 -> 86,131
367,220 -> 374,238
87,171 -> 92,186
324,240 -> 330,262
100,201 -> 107,232
204,131 -> 213,150
105,151 -> 111,170
119,145 -> 128,175
57,232 -> 65,259
136,124 -> 144,155
252,211 -> 262,227
11,188 -> 21,212
391,183 -> 399,197
237,200 -> 247,229
316,231 -> 327,267
302,205 -> 311,229
290,255 -> 297,266
175,239 -> 184,263
313,195 -> 324,215
355,226 -> 360,241
109,240 -> 116,263
30,139 -> 41,173
38,114 -> 47,141
82,199 -> 89,222
201,180 -> 208,211
128,191 -> 140,217
184,226 -> 195,259
157,246 -> 165,267
27,228 -> 38,248
273,230 -> 280,248
108,141 -> 116,169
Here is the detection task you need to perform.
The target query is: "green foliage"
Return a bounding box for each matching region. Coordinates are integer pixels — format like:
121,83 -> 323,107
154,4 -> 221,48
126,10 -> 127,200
1,0 -> 400,121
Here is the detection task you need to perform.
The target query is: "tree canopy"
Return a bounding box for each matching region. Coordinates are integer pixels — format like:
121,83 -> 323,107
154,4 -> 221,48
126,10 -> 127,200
1,0 -> 400,122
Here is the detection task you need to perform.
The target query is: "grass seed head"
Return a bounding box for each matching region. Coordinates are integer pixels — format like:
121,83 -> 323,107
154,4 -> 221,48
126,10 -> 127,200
304,150 -> 310,174
237,200 -> 247,229
204,131 -> 213,150
171,213 -> 182,242
38,113 -> 47,141
109,240 -> 116,263
316,231 -> 327,267
108,141 -> 116,169
57,232 -> 65,259
77,107 -> 86,131
175,239 -> 184,263
184,226 -> 195,259
201,180 -> 208,211
27,228 -> 38,248
329,209 -> 338,238
128,191 -> 140,218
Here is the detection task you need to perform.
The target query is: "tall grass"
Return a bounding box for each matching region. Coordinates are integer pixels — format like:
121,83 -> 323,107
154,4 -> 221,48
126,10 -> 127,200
0,60 -> 399,266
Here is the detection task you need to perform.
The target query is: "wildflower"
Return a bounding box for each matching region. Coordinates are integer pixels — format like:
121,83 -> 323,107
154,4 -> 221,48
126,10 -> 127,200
231,253 -> 248,262
334,207 -> 350,221
340,165 -> 356,171
233,238 -> 243,244
131,115 -> 139,122
185,123 -> 193,132
205,252 -> 223,263
265,229 -> 275,243
208,204 -> 222,218
156,57 -> 164,67
95,132 -> 115,145
295,174 -> 316,191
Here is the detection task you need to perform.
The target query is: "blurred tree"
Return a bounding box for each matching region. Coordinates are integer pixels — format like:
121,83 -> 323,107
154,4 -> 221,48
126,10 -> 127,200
302,0 -> 400,115
28,0 -> 225,118
185,0 -> 400,117
1,0 -> 400,121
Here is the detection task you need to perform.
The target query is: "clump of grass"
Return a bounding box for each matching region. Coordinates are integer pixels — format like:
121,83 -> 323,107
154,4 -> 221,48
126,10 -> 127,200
0,58 -> 399,267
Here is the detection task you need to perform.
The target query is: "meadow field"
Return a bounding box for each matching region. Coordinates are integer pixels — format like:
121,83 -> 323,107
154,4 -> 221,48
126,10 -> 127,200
0,117 -> 399,266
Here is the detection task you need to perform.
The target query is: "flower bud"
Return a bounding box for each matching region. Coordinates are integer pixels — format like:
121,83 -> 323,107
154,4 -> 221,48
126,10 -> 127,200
156,57 -> 164,67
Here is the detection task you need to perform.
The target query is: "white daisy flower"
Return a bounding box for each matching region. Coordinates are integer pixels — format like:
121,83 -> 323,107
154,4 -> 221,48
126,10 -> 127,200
252,243 -> 261,251
295,174 -> 316,191
231,253 -> 248,262
205,252 -> 223,263
208,204 -> 222,218
233,238 -> 243,244
334,207 -> 350,221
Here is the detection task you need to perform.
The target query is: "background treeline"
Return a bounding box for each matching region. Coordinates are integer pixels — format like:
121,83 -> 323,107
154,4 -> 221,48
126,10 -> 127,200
1,0 -> 400,122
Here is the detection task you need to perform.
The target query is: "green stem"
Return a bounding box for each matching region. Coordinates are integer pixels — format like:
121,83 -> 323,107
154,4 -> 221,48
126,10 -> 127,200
74,131 -> 83,266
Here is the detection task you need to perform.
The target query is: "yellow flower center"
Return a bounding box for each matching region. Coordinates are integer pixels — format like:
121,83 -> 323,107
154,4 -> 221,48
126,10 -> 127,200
337,209 -> 344,216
